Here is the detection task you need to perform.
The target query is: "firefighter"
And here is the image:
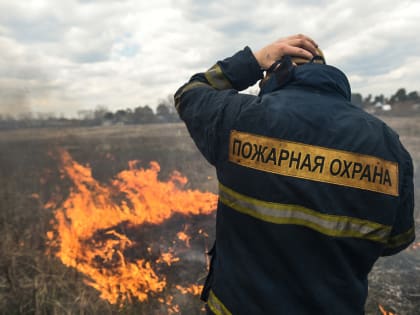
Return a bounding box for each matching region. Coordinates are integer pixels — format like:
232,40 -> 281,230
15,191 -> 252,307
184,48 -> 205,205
174,34 -> 415,315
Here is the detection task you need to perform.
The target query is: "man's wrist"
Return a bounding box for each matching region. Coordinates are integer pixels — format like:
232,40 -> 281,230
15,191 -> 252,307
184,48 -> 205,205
217,46 -> 264,91
253,49 -> 269,70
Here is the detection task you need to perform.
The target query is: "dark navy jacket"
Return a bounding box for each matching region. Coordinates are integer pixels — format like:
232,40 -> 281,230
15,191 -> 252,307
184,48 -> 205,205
174,47 -> 415,315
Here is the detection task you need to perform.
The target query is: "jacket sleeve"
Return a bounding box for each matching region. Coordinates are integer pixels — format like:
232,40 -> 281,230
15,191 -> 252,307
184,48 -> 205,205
382,148 -> 416,256
174,46 -> 263,165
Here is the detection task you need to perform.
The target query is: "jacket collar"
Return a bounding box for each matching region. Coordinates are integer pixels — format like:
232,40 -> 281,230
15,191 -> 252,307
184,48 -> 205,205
259,61 -> 351,101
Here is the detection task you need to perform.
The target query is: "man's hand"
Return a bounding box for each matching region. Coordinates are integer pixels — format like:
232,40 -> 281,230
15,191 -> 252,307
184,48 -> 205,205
253,34 -> 318,70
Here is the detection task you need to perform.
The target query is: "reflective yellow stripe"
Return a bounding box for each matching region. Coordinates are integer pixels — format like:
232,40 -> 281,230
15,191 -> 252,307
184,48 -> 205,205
219,183 -> 392,243
175,81 -> 211,111
208,290 -> 232,315
229,130 -> 399,196
205,64 -> 233,90
386,227 -> 415,248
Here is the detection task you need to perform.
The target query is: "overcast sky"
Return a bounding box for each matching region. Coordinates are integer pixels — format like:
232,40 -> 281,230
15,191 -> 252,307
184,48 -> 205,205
1,0 -> 420,117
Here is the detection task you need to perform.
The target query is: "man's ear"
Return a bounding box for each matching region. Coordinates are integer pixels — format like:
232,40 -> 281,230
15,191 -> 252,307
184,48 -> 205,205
274,56 -> 296,88
259,73 -> 271,88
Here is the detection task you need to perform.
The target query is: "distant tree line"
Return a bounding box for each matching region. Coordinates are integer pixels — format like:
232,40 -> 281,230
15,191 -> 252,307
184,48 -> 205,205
0,88 -> 419,130
350,88 -> 420,107
0,96 -> 180,130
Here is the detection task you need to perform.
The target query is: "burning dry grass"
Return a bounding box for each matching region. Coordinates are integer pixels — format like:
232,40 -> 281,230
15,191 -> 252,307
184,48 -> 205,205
46,149 -> 217,308
379,304 -> 397,315
0,124 -> 217,314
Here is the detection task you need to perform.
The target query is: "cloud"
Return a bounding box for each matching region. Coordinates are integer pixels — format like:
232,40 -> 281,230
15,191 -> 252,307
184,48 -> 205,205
350,56 -> 420,97
0,0 -> 420,116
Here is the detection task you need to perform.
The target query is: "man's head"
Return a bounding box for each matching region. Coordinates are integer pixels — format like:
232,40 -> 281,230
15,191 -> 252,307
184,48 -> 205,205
290,47 -> 325,65
259,48 -> 326,90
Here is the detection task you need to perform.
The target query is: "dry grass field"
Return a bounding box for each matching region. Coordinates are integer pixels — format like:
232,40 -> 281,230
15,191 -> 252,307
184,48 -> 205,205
0,116 -> 418,314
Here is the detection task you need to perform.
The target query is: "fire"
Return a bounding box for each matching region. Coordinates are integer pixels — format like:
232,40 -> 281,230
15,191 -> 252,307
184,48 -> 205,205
46,149 -> 217,307
177,231 -> 191,248
408,242 -> 420,251
176,284 -> 204,296
378,304 -> 397,315
156,252 -> 181,266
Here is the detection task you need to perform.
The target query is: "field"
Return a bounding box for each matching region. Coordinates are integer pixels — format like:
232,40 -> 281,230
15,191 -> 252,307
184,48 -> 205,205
0,116 -> 419,314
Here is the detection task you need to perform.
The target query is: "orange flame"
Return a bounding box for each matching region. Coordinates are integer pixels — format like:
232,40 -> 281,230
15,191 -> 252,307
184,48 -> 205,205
408,242 -> 420,251
156,252 -> 181,266
176,284 -> 204,296
46,150 -> 217,307
177,231 -> 192,248
379,304 -> 397,315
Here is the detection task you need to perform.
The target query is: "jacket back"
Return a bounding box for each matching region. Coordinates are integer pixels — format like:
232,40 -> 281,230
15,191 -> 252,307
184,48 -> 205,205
175,47 -> 415,315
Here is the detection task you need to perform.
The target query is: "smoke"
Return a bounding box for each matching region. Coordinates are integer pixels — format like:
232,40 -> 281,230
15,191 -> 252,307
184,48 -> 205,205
0,79 -> 54,117
0,37 -> 30,116
0,36 -> 52,117
0,84 -> 32,116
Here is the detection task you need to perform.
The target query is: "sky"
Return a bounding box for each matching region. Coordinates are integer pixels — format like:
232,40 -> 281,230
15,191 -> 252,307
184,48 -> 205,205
1,0 -> 420,117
